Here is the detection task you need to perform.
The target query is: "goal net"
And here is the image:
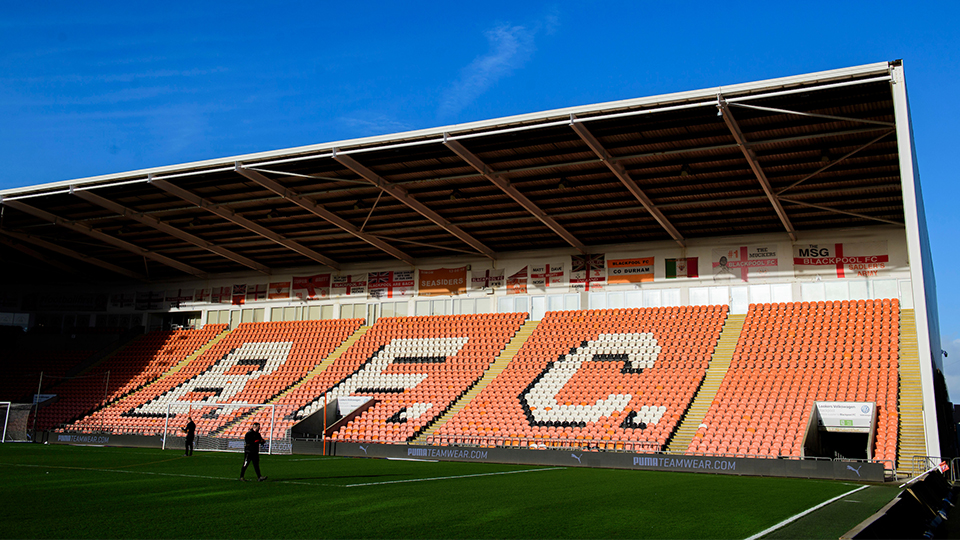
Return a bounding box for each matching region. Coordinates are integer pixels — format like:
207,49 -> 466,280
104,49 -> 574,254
1,402 -> 33,442
161,402 -> 290,455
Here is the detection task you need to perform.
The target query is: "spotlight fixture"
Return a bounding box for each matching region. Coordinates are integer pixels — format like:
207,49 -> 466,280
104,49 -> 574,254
353,199 -> 364,211
266,209 -> 277,219
449,189 -> 463,201
679,164 -> 692,177
557,178 -> 567,190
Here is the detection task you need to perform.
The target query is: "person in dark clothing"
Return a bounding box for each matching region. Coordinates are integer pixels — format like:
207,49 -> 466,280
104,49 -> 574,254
181,416 -> 196,456
240,422 -> 267,482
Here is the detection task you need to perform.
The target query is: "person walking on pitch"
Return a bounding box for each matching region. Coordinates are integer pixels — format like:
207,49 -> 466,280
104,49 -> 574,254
240,422 -> 267,482
181,416 -> 196,456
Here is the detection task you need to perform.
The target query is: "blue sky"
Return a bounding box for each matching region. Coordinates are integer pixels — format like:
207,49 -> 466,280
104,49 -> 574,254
2,1 -> 959,393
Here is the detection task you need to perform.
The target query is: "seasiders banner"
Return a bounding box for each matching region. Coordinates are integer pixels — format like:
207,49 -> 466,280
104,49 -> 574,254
793,242 -> 889,279
712,245 -> 778,282
607,257 -> 653,284
418,267 -> 467,296
369,270 -> 415,299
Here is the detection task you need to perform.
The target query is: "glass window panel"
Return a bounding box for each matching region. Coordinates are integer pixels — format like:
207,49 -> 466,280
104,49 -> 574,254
607,292 -> 624,309
625,291 -> 642,309
241,309 -> 254,323
498,296 -> 513,313
270,307 -> 282,322
321,305 -> 334,319
801,282 -> 825,302
642,289 -> 662,308
849,280 -> 869,301
515,296 -> 529,316
589,292 -> 606,310
662,289 -> 681,307
771,283 -> 792,304
253,308 -> 265,323
689,287 -> 709,306
708,287 -> 729,306
415,301 -> 430,316
824,281 -> 849,301
547,295 -> 564,312
730,286 -> 749,314
475,298 -> 491,314
872,280 -> 898,300
382,303 -> 395,318
531,296 -> 546,321
307,306 -> 322,320
749,284 -> 771,305
564,294 -> 579,311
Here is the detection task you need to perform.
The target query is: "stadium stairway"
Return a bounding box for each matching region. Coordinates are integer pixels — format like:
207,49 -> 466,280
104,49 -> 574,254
667,313 -> 744,453
209,325 -> 371,436
414,319 -> 539,443
897,309 -> 927,473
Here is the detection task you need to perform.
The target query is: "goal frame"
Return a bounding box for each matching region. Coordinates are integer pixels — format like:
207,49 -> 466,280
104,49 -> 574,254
1,401 -> 32,443
161,402 -> 276,455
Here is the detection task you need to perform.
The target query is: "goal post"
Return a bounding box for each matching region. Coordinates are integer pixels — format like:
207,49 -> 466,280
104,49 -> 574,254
1,402 -> 33,443
161,402 -> 283,454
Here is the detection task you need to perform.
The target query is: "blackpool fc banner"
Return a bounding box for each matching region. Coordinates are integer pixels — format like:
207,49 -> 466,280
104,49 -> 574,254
607,257 -> 653,285
293,274 -> 331,300
712,245 -> 778,282
369,270 -> 415,299
332,274 -> 367,297
268,282 -> 290,300
419,267 -> 467,297
470,268 -> 504,293
571,254 -> 606,291
665,258 -> 699,279
530,262 -> 565,291
793,242 -> 889,279
507,266 -> 528,295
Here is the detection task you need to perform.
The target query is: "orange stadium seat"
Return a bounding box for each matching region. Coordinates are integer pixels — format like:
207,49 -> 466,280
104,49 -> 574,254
687,299 -> 899,464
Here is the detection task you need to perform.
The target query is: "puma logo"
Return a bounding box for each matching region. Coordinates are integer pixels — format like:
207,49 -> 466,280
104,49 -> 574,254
846,465 -> 862,477
571,453 -> 582,464
359,445 -> 368,454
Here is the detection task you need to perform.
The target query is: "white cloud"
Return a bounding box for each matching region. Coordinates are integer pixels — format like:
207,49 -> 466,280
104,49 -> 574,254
437,22 -> 541,119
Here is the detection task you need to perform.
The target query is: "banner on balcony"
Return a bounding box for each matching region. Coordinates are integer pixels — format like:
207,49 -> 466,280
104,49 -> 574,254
607,257 -> 653,284
369,270 -> 415,299
712,245 -> 778,282
293,274 -> 331,300
793,242 -> 889,279
418,267 -> 467,297
332,274 -> 367,297
571,254 -> 606,291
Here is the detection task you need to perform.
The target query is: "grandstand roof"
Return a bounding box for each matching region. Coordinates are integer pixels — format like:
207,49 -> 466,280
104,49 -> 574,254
0,61 -> 906,284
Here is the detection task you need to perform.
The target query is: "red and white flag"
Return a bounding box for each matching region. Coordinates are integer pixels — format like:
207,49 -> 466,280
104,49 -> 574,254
268,282 -> 290,300
507,267 -> 528,295
712,245 -> 778,282
793,242 -> 889,279
246,284 -> 267,302
231,284 -> 246,305
531,263 -> 565,291
369,270 -> 414,299
332,274 -> 367,296
293,274 -> 331,300
571,254 -> 606,291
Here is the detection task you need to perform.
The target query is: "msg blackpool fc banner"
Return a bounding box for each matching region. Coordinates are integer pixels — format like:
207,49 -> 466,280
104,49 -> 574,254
470,268 -> 504,293
571,254 -> 605,291
793,242 -> 889,278
712,245 -> 778,282
369,270 -> 415,299
418,267 -> 467,297
607,256 -> 653,285
332,274 -> 367,297
293,274 -> 331,300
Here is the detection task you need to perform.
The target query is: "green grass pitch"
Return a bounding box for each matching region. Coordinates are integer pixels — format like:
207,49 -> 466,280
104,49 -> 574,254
0,444 -> 898,539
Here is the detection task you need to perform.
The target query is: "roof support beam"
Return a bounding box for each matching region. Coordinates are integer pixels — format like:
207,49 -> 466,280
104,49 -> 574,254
717,98 -> 798,241
72,189 -> 271,275
442,139 -> 587,253
0,233 -> 79,275
334,152 -> 497,259
569,120 -> 686,247
0,229 -> 149,281
1,199 -> 207,278
235,165 -> 415,266
147,176 -> 340,270
778,197 -> 904,226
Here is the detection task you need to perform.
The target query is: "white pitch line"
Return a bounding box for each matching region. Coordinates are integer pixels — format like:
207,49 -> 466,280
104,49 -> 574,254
343,467 -> 566,487
744,484 -> 870,540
